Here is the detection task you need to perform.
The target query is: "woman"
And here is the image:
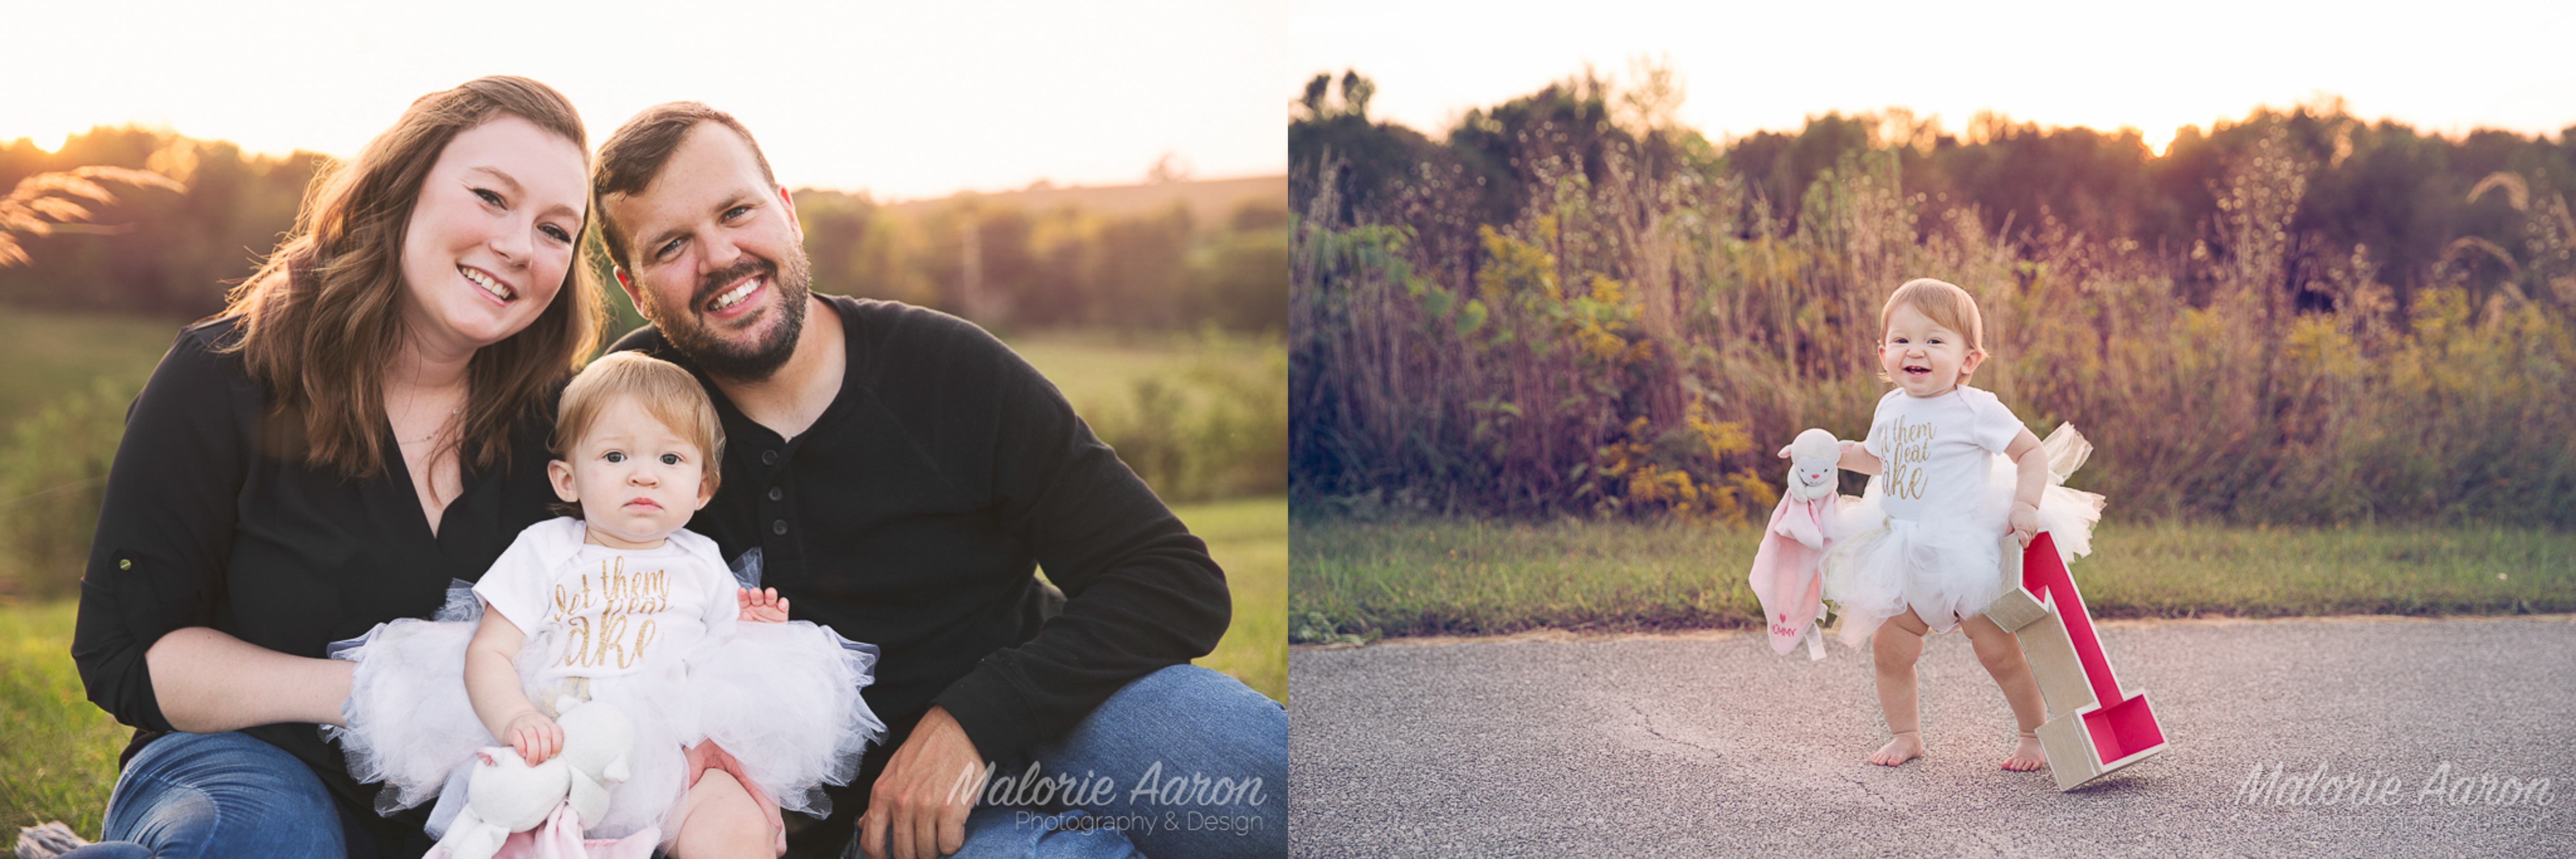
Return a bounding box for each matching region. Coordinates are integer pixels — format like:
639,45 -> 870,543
70,76 -> 601,859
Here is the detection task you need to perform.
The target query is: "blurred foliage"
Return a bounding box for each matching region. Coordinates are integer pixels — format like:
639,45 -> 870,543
789,189 -> 1286,337
0,165 -> 187,268
0,381 -> 125,599
1012,330 -> 1287,505
1293,69 -> 2576,526
0,128 -> 314,314
0,126 -> 1286,337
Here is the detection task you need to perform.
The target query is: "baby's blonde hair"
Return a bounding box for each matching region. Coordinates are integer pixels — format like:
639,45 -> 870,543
552,351 -> 726,500
1880,278 -> 1988,384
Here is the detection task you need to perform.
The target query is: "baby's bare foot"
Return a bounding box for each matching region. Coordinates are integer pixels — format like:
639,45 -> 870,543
2002,732 -> 2046,772
1870,731 -> 1924,766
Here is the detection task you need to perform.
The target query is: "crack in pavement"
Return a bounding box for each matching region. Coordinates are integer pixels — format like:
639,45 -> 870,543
1623,698 -> 1725,757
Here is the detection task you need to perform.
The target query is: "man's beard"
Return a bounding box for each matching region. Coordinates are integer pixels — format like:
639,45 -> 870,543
653,244 -> 813,382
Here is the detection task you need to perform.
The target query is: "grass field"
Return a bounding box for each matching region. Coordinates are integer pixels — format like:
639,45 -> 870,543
0,312 -> 182,428
1290,514 -> 2576,639
0,600 -> 125,838
1008,328 -> 1287,503
1008,328 -> 1274,422
1179,497 -> 1287,702
0,313 -> 1275,435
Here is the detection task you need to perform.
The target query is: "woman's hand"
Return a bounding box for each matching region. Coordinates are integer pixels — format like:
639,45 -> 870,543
737,587 -> 791,623
504,711 -> 563,765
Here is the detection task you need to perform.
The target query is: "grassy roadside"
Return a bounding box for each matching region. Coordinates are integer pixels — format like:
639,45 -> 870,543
1290,515 -> 2576,640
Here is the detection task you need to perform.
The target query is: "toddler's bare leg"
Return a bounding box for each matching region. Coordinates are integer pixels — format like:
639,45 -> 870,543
1870,608 -> 1930,766
1963,613 -> 2048,772
671,769 -> 784,859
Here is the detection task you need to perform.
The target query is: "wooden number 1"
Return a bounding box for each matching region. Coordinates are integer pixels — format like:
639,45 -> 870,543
1984,532 -> 2170,791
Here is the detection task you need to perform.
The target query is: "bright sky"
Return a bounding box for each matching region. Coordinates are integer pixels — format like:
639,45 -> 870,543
7,0 -> 1288,200
1291,0 -> 2576,157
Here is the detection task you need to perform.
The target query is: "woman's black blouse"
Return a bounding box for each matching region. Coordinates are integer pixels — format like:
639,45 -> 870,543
72,316 -> 559,858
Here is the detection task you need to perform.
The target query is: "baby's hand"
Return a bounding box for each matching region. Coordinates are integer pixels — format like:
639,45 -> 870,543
2009,501 -> 2041,548
504,711 -> 562,765
738,586 -> 791,623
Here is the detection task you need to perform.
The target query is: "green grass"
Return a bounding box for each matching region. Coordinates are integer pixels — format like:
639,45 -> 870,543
0,601 -> 125,836
1290,515 -> 2576,639
1177,497 -> 1286,703
1005,328 -> 1286,503
1007,328 -> 1277,422
0,311 -> 181,427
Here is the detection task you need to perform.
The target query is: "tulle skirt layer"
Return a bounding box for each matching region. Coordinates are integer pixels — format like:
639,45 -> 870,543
1823,424 -> 2106,646
693,622 -> 886,817
325,608 -> 883,841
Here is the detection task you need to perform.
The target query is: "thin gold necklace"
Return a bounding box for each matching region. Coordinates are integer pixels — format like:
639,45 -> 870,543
400,406 -> 461,444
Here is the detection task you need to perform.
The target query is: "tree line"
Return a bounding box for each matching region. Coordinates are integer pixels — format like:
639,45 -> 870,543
0,126 -> 1287,335
1295,71 -> 2576,320
1292,70 -> 2576,526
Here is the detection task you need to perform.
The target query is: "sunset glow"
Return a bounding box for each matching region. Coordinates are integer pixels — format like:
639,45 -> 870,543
1292,0 -> 2576,151
2141,126 -> 2179,158
13,0 -> 1288,199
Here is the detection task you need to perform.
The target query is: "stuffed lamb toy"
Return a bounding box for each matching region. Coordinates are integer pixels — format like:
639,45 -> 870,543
428,700 -> 642,859
1745,429 -> 1849,660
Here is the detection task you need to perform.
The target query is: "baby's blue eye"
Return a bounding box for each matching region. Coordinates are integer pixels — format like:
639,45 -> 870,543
660,453 -> 681,465
604,451 -> 626,463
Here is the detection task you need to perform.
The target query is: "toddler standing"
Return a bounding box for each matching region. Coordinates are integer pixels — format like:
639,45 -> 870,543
1819,278 -> 2103,771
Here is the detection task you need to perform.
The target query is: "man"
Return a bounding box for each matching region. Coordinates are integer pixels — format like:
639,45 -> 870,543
589,103 -> 1284,859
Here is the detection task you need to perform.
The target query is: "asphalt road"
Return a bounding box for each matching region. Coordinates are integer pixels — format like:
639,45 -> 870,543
1290,616 -> 2576,857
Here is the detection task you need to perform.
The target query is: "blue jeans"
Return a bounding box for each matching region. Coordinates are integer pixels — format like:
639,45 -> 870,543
61,731 -> 347,859
935,665 -> 1285,859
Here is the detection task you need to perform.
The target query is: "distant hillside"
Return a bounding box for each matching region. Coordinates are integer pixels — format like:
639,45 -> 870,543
881,175 -> 1284,223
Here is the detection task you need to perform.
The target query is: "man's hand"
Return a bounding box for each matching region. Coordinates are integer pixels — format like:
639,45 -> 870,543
686,738 -> 786,854
861,706 -> 983,859
738,586 -> 791,623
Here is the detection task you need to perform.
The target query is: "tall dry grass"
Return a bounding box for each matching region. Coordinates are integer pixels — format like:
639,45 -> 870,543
1294,121 -> 2576,526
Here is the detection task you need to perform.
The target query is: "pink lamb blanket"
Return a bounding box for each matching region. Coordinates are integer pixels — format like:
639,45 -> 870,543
427,804 -> 659,859
1747,494 -> 1841,659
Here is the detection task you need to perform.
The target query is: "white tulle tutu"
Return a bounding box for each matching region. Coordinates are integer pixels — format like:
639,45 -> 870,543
323,585 -> 884,844
1824,424 -> 2106,646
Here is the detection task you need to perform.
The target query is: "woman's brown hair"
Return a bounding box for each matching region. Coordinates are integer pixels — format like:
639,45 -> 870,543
219,75 -> 603,480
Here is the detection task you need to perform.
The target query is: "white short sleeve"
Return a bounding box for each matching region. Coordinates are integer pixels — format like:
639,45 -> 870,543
472,521 -> 565,635
1962,387 -> 2025,454
688,532 -> 740,644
